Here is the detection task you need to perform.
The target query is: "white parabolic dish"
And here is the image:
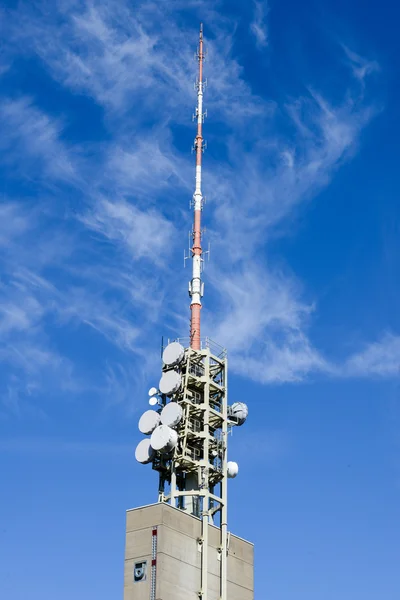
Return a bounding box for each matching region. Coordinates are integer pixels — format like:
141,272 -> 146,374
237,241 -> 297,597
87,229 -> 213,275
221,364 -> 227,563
148,386 -> 158,396
151,425 -> 178,453
138,410 -> 161,435
159,370 -> 181,395
227,461 -> 239,478
230,402 -> 249,426
161,402 -> 183,428
162,342 -> 185,367
135,439 -> 155,464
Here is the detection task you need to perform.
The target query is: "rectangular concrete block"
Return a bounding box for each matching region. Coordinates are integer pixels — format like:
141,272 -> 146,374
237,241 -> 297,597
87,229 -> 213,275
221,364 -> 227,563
156,552 -> 200,600
126,504 -> 163,533
207,544 -> 221,578
229,534 -> 254,564
207,523 -> 221,548
158,524 -> 201,569
162,505 -> 201,539
227,580 -> 254,600
125,528 -> 153,560
227,554 -> 254,589
124,503 -> 254,600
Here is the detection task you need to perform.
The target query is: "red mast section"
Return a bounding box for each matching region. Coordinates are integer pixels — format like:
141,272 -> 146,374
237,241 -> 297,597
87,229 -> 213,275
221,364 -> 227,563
189,23 -> 206,350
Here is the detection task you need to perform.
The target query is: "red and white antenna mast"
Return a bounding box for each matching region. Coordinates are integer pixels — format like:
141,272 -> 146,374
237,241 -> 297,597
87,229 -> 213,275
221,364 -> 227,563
133,26 -> 252,600
189,23 -> 206,350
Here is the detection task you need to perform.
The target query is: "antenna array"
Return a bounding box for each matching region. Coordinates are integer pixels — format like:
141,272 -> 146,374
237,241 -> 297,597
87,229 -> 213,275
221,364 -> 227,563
135,338 -> 248,600
133,26 -> 249,600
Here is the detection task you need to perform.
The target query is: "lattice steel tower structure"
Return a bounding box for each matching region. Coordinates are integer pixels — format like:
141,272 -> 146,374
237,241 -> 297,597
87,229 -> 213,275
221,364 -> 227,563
126,25 -> 253,600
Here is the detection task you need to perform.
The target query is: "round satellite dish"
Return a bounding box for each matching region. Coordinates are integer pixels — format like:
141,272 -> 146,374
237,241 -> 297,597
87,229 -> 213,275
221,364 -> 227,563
161,402 -> 183,428
148,386 -> 158,396
159,370 -> 181,396
149,396 -> 159,407
135,439 -> 155,464
227,461 -> 239,478
138,410 -> 161,435
162,342 -> 185,367
151,425 -> 178,453
230,402 -> 249,426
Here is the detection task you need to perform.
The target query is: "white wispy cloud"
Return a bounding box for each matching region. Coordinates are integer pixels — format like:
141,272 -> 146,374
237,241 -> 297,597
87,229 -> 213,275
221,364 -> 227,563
341,44 -> 380,84
0,436 -> 134,456
250,0 -> 269,49
0,201 -> 158,412
0,97 -> 77,182
209,265 -> 312,348
105,140 -> 191,198
80,197 -> 176,264
202,84 -> 375,383
344,333 -> 400,377
0,203 -> 31,246
0,242 -> 74,414
13,1 -> 193,115
12,0 -> 271,127
0,0 -> 393,417
207,264 -> 331,382
0,7 -> 12,75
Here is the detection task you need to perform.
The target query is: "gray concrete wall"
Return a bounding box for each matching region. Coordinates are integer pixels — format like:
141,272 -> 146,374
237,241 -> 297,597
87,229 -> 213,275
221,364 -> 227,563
124,503 -> 254,600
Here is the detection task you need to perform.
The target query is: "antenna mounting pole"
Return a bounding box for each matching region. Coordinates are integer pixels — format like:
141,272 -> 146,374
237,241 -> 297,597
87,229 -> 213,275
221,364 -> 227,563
189,23 -> 206,350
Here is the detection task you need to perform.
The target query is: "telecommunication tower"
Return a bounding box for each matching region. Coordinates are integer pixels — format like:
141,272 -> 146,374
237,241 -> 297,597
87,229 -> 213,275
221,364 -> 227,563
125,25 -> 254,600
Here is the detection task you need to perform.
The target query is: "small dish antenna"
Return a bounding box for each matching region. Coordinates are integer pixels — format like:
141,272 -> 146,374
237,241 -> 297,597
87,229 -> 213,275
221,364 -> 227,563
149,396 -> 159,407
229,402 -> 249,426
148,387 -> 158,396
227,461 -> 239,478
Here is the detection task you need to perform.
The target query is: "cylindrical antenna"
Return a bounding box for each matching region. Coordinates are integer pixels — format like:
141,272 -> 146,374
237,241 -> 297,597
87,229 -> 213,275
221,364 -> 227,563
189,23 -> 205,350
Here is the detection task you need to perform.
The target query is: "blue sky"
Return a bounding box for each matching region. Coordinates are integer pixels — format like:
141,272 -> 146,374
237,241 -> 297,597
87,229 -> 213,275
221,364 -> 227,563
0,0 -> 399,598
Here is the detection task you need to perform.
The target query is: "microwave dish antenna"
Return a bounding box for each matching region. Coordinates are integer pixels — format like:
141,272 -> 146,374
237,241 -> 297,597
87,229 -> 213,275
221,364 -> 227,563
138,410 -> 161,435
162,342 -> 185,366
161,402 -> 183,428
151,425 -> 178,453
135,439 -> 155,464
159,370 -> 181,396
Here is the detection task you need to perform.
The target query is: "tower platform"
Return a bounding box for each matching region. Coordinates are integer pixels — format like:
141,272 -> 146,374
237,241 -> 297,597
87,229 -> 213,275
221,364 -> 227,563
124,503 -> 254,600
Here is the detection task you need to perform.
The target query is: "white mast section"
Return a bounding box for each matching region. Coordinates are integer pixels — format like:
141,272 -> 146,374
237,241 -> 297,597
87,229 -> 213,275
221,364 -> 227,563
189,23 -> 206,351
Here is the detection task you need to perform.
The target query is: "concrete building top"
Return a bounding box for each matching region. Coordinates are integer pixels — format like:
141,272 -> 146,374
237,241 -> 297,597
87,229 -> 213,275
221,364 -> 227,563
126,502 -> 254,547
